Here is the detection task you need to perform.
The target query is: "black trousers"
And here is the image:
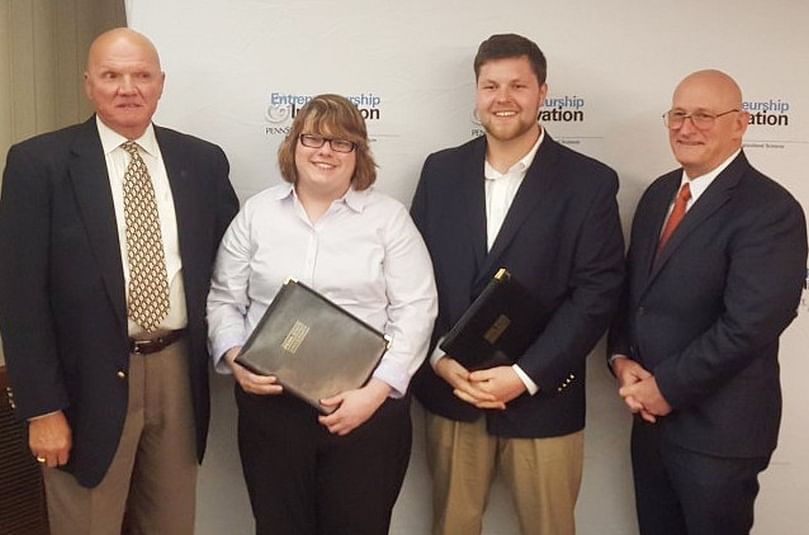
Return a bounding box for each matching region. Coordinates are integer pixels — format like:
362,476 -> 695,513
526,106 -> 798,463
631,419 -> 770,535
235,387 -> 412,535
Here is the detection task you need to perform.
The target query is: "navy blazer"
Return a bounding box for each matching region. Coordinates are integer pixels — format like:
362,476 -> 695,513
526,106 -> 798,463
411,134 -> 625,438
0,117 -> 239,487
609,152 -> 807,458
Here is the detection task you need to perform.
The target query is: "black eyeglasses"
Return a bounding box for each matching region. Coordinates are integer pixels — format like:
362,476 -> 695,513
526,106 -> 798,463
299,134 -> 356,153
662,109 -> 740,130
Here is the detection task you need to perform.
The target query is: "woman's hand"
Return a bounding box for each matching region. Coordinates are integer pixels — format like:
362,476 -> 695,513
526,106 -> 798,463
225,346 -> 283,395
318,378 -> 391,436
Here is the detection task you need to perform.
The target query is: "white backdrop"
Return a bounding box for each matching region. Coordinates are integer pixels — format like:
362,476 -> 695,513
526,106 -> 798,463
127,1 -> 809,533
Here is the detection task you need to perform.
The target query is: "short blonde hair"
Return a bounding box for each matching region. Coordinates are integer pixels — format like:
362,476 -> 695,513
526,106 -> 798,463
278,94 -> 377,191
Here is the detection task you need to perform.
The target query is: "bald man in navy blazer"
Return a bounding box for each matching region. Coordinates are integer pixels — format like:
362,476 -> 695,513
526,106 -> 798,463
609,70 -> 807,535
0,28 -> 238,534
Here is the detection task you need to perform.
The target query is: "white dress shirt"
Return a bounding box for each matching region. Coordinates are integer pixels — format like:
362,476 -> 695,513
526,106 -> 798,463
207,182 -> 438,398
431,129 -> 545,395
673,149 -> 741,212
96,117 -> 187,334
484,130 -> 543,251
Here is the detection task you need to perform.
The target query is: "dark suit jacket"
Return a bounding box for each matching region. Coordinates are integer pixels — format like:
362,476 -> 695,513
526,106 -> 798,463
608,152 -> 807,458
0,117 -> 238,487
410,134 -> 625,438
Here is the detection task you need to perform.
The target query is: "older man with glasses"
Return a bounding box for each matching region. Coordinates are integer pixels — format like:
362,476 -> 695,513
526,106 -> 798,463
608,69 -> 807,535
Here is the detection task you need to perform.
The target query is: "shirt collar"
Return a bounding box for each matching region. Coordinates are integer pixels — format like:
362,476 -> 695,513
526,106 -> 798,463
484,127 -> 545,180
275,181 -> 369,212
342,186 -> 369,212
679,148 -> 741,200
95,115 -> 158,157
273,181 -> 296,200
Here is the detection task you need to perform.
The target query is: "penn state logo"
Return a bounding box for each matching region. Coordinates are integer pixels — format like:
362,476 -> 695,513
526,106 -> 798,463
265,104 -> 291,124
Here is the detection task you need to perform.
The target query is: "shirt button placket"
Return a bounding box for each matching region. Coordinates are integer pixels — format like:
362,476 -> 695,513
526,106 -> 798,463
304,227 -> 318,285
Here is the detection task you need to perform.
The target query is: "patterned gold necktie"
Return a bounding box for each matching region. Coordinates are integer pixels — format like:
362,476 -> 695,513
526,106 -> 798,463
122,141 -> 170,332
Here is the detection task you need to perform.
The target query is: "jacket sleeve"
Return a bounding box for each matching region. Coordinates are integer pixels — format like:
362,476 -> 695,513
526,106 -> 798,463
654,193 -> 807,409
0,143 -> 69,419
518,170 -> 626,393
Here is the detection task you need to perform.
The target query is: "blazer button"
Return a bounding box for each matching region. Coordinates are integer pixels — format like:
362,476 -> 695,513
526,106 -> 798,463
117,370 -> 127,380
637,306 -> 645,316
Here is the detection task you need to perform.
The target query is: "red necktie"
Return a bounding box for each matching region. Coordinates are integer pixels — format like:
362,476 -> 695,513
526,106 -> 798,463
657,182 -> 691,256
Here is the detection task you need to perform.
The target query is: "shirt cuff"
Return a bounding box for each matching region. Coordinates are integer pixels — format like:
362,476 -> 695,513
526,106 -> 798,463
28,410 -> 61,422
211,332 -> 246,374
371,363 -> 409,399
512,364 -> 539,395
608,353 -> 629,366
429,337 -> 446,368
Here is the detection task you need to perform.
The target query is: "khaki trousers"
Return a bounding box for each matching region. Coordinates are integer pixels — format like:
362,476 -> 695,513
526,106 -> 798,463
43,340 -> 198,535
425,412 -> 583,535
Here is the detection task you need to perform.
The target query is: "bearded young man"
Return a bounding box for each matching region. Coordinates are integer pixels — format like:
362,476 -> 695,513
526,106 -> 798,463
410,33 -> 625,535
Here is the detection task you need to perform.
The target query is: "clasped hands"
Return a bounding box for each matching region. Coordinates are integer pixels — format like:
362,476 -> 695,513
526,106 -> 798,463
225,346 -> 389,436
611,356 -> 672,423
435,357 -> 526,410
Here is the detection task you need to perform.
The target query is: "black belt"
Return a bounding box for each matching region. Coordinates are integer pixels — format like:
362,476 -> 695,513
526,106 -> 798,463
129,329 -> 186,355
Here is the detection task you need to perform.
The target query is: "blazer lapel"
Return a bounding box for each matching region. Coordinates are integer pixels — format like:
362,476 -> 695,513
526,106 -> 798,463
477,134 -> 558,282
646,153 -> 746,286
640,173 -> 681,278
461,138 -> 488,278
68,118 -> 126,328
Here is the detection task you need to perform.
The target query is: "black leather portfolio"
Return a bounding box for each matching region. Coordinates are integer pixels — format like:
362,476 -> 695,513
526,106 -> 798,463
235,279 -> 390,414
440,268 -> 539,369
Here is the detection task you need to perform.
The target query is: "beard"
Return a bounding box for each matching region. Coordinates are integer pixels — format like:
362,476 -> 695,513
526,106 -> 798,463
479,111 -> 539,143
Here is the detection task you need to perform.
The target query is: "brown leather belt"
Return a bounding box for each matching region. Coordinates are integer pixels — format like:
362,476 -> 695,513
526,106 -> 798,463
129,329 -> 186,355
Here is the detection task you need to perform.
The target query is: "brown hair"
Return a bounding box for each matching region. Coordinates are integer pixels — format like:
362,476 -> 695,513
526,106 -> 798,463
474,33 -> 547,85
277,93 -> 377,191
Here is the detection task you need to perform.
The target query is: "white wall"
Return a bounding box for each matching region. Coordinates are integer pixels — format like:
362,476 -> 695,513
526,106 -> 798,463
127,1 -> 809,533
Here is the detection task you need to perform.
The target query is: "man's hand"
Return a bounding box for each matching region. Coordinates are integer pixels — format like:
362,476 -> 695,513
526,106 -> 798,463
319,378 -> 391,436
468,366 -> 526,407
611,356 -> 652,416
225,346 -> 283,395
618,372 -> 672,423
29,411 -> 72,468
434,357 -> 504,410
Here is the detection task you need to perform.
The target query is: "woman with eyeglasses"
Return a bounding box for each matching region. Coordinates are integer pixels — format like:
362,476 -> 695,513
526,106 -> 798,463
207,93 -> 437,535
